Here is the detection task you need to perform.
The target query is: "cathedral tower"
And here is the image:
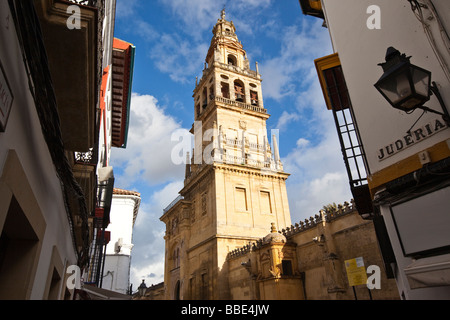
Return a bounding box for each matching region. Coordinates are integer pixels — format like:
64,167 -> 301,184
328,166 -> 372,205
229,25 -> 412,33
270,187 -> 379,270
160,9 -> 292,300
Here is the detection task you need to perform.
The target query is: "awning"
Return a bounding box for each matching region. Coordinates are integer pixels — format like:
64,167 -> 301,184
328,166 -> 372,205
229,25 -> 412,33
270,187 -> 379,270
77,285 -> 132,300
404,254 -> 450,289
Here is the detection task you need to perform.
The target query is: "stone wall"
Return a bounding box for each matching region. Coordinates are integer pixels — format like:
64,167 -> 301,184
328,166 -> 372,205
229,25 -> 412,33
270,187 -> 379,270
227,201 -> 400,300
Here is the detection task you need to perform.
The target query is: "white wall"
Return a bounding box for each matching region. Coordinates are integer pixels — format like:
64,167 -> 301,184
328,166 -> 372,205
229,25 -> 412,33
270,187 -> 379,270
101,193 -> 140,294
106,195 -> 139,256
322,0 -> 450,174
321,0 -> 450,300
0,1 -> 78,299
101,255 -> 132,294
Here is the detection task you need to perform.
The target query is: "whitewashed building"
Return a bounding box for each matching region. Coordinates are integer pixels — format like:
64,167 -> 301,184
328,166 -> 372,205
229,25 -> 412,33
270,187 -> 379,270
101,188 -> 141,295
0,0 -> 134,300
300,0 -> 450,299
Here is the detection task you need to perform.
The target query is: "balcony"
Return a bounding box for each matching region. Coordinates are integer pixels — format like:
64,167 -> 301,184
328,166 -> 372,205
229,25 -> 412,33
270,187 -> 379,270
111,38 -> 135,149
215,96 -> 267,114
34,0 -> 105,151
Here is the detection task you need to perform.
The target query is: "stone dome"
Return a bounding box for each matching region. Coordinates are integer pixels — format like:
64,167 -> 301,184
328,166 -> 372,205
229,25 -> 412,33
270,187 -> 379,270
263,223 -> 286,244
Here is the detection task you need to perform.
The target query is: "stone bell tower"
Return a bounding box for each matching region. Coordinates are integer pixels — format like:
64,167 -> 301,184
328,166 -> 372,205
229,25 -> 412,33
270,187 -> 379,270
160,9 -> 292,300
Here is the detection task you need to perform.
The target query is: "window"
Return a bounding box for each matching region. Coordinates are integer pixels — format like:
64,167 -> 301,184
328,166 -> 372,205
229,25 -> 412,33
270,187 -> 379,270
234,80 -> 245,102
173,247 -> 180,269
189,277 -> 195,299
44,246 -> 64,300
260,191 -> 272,214
221,82 -> 230,99
202,87 -> 208,108
0,197 -> 40,300
228,54 -> 237,66
209,85 -> 215,101
282,260 -> 293,276
201,273 -> 209,299
235,187 -> 248,211
174,281 -> 181,300
315,53 -> 372,215
47,267 -> 62,300
201,192 -> 207,216
250,90 -> 258,106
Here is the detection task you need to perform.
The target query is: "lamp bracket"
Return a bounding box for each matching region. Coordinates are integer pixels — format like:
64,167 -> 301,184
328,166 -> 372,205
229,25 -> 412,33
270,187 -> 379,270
428,82 -> 450,127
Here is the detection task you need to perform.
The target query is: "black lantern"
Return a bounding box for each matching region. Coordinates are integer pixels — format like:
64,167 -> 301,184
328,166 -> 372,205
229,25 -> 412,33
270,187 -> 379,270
138,279 -> 147,296
375,47 -> 432,112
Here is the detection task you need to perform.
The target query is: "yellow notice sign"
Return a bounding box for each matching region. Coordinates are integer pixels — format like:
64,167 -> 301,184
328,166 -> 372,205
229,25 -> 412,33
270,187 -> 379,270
345,257 -> 368,287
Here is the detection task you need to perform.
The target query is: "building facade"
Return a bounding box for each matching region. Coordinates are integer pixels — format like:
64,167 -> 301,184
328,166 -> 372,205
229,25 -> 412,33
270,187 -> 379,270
0,0 -> 134,300
82,36 -> 136,291
227,201 -> 399,300
142,200 -> 399,300
300,0 -> 450,299
152,10 -> 399,301
101,188 -> 141,295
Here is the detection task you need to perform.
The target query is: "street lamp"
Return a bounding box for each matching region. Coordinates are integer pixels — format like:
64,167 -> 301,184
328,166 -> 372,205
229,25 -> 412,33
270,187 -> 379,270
138,279 -> 147,297
375,47 -> 450,125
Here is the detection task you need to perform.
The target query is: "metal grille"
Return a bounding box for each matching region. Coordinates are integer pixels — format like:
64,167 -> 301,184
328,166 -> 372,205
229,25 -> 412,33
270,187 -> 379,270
323,65 -> 374,216
67,0 -> 99,6
324,66 -> 369,188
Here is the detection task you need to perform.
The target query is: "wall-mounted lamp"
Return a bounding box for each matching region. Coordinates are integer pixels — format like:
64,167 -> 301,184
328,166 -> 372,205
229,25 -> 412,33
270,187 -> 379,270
138,279 -> 147,297
374,47 -> 450,126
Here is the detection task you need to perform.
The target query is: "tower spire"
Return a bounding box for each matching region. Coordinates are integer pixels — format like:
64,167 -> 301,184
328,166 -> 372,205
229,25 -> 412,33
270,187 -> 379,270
221,6 -> 226,20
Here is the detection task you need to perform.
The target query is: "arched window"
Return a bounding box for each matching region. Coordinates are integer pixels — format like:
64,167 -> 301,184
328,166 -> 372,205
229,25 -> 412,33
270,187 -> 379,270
173,246 -> 180,268
221,82 -> 230,99
209,85 -> 215,101
228,54 -> 237,66
234,80 -> 245,102
174,281 -> 181,300
202,87 -> 208,108
250,90 -> 258,106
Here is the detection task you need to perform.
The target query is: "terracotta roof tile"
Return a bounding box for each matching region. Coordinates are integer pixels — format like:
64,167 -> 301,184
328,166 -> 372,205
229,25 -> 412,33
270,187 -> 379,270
113,188 -> 141,197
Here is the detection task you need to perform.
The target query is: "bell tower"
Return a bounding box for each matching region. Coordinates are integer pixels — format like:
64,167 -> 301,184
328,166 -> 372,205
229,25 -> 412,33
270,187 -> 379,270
161,9 -> 292,300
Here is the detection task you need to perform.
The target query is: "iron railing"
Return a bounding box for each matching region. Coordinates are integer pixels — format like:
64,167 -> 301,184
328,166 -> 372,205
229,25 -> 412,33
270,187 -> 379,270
67,0 -> 100,7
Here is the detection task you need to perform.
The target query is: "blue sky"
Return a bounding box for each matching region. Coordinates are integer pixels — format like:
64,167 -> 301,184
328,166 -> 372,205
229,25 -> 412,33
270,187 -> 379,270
111,0 -> 352,291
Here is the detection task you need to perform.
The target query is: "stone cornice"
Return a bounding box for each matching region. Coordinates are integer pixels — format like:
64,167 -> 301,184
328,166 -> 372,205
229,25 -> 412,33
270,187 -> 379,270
213,163 -> 290,180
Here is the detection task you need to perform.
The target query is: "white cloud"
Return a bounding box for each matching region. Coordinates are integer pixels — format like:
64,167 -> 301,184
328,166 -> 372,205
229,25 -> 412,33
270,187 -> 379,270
151,0 -> 275,83
296,138 -> 310,148
254,16 -> 351,223
283,117 -> 353,223
134,20 -> 159,42
130,180 -> 184,289
150,33 -> 209,84
276,111 -> 300,130
289,171 -> 351,223
158,0 -> 272,36
260,19 -> 332,101
159,0 -> 222,35
115,0 -> 139,18
111,93 -> 187,188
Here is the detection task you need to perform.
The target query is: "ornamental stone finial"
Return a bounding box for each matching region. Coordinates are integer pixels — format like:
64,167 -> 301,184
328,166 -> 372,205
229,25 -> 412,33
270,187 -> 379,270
270,222 -> 276,233
221,6 -> 226,20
